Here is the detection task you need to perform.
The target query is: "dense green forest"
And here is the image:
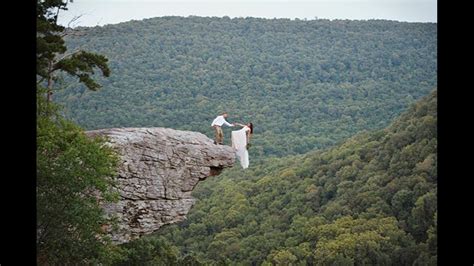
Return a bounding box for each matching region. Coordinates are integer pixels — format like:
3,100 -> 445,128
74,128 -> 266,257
55,16 -> 437,157
41,14 -> 437,264
37,1 -> 120,264
116,89 -> 437,265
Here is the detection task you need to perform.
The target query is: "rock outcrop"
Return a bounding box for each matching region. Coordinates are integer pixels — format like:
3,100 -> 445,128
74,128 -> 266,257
86,127 -> 235,244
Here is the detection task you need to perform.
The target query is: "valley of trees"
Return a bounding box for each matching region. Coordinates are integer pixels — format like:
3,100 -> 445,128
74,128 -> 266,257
37,6 -> 437,264
117,90 -> 437,265
55,16 -> 437,157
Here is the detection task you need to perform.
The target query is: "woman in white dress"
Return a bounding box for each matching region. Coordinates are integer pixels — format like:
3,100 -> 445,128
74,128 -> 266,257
231,122 -> 253,169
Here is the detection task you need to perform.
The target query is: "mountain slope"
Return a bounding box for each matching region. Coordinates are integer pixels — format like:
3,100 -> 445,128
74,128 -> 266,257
145,89 -> 437,265
55,17 -> 437,157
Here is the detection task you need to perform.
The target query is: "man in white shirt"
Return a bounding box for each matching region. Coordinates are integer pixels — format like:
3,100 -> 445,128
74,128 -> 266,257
211,112 -> 234,145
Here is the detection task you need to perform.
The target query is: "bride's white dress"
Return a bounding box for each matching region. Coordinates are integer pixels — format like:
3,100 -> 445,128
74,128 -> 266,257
231,126 -> 250,169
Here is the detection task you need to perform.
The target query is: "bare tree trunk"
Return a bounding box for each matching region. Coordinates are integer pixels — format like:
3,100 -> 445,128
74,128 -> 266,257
47,61 -> 54,102
47,77 -> 53,102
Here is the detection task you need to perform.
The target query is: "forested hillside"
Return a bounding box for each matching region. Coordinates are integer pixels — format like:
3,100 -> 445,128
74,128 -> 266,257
55,17 -> 437,157
115,90 -> 437,265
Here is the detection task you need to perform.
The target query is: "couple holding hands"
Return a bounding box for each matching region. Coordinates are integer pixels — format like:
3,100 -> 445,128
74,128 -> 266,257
211,112 -> 253,169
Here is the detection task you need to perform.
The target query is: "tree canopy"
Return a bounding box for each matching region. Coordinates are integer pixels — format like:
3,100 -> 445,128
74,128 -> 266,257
36,1 -> 120,264
55,16 -> 436,157
131,90 -> 437,265
40,14 -> 437,264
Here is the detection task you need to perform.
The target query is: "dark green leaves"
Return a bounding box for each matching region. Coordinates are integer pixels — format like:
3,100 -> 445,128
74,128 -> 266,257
55,51 -> 110,90
37,0 -> 110,96
37,102 -> 120,264
36,1 -> 118,263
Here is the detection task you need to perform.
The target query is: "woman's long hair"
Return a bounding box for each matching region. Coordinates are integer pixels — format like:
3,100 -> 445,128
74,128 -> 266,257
248,123 -> 253,134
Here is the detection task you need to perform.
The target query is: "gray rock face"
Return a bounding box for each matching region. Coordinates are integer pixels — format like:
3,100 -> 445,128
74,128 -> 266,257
86,127 -> 235,244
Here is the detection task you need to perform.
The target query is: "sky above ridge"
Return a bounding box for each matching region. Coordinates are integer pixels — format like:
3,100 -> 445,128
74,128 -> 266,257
57,0 -> 437,27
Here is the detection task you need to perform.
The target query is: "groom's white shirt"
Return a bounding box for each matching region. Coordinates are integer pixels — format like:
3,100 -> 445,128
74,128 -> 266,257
211,115 -> 233,127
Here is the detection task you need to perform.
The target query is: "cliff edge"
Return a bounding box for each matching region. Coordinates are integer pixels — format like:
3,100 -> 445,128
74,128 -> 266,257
86,127 -> 235,243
